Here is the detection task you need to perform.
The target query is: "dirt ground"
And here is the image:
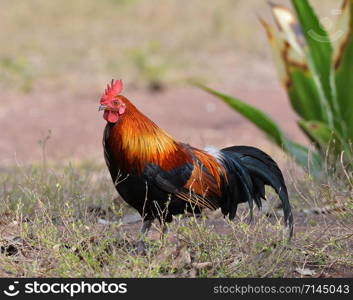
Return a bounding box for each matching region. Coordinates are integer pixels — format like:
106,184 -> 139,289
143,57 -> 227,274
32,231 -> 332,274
0,80 -> 307,166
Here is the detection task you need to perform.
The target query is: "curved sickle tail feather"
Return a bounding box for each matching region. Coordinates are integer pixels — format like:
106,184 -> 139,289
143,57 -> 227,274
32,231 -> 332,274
219,146 -> 294,238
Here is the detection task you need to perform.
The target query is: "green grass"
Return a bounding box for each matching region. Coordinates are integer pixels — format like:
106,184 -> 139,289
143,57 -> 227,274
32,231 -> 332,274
0,159 -> 352,277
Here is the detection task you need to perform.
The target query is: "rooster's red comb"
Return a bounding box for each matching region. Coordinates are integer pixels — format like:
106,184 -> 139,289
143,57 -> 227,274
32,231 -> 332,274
100,79 -> 123,104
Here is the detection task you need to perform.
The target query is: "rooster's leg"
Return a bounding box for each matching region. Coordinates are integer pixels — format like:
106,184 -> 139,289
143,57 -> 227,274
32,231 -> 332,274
160,222 -> 168,240
158,223 -> 169,247
162,223 -> 168,235
136,219 -> 152,254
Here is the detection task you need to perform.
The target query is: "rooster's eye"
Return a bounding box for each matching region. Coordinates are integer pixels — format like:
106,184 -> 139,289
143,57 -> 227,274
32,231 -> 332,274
113,101 -> 119,105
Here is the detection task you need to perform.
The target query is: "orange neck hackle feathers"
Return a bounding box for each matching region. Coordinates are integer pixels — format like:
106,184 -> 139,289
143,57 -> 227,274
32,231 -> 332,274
106,93 -> 191,174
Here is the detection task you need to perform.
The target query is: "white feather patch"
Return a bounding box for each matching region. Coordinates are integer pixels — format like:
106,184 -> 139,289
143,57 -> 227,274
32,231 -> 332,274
204,145 -> 223,161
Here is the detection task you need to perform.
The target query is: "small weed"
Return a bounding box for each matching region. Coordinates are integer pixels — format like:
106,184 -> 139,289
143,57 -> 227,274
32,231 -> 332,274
127,43 -> 170,92
0,56 -> 34,92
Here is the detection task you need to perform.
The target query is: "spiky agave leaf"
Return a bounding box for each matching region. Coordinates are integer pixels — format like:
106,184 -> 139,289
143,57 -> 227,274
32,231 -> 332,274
291,0 -> 337,129
260,15 -> 324,123
298,120 -> 347,157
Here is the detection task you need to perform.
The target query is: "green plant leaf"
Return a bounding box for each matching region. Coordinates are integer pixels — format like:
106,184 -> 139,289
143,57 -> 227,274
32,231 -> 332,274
196,84 -> 283,145
195,83 -> 322,173
291,0 -> 335,121
298,120 -> 334,149
261,13 -> 324,122
287,71 -> 324,121
299,120 -> 352,164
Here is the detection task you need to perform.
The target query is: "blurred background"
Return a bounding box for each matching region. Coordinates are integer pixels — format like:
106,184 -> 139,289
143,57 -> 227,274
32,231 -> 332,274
0,0 -> 336,165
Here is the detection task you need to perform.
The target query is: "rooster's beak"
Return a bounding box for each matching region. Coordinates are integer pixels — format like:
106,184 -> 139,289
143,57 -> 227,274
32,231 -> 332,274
98,104 -> 106,111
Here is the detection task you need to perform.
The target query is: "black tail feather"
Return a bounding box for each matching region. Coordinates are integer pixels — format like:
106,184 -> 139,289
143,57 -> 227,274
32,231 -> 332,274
220,146 -> 293,238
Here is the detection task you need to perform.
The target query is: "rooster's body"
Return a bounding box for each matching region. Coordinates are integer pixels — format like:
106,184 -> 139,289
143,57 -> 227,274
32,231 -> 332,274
99,80 -> 293,244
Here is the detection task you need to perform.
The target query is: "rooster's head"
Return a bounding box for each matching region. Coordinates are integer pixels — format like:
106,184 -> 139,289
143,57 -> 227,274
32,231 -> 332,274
99,79 -> 126,123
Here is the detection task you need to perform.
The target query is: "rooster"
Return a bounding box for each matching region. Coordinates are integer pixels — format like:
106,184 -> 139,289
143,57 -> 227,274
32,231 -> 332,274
99,80 -> 293,251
